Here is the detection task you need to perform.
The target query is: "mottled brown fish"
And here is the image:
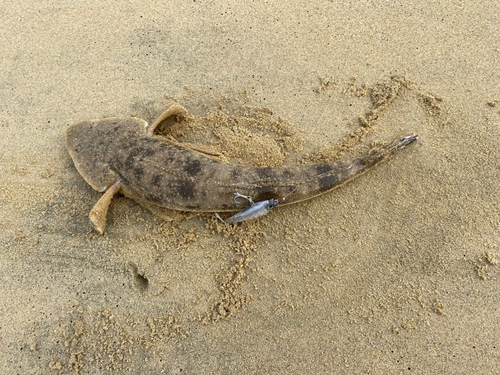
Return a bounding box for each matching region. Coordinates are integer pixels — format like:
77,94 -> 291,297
66,104 -> 418,233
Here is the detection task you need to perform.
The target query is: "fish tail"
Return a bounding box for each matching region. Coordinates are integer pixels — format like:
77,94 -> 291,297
392,132 -> 418,150
283,133 -> 419,204
370,133 -> 418,161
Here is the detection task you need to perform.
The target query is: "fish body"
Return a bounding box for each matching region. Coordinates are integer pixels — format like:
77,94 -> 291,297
66,105 -> 417,232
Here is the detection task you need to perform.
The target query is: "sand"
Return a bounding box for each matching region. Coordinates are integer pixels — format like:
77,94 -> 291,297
1,1 -> 499,374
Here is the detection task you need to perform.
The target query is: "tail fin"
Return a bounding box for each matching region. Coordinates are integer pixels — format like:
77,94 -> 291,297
394,133 -> 418,150
369,133 -> 418,161
280,133 -> 419,205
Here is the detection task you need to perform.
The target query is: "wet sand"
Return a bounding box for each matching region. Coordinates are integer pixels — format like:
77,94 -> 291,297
1,1 -> 499,373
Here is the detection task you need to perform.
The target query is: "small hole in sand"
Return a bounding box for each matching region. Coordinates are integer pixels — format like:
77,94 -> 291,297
134,272 -> 149,292
128,262 -> 149,293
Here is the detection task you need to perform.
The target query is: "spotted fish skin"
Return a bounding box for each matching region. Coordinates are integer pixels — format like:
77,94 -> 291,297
66,111 -> 417,216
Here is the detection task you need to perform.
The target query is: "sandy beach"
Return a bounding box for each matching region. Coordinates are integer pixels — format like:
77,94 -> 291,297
1,1 -> 499,373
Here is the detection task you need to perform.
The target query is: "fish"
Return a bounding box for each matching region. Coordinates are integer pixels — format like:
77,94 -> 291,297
66,104 -> 418,233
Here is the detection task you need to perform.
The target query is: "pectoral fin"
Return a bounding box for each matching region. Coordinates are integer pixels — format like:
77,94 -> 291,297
146,104 -> 189,135
89,181 -> 120,234
176,141 -> 229,163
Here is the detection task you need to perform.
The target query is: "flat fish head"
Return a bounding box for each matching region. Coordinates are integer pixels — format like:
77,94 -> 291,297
66,117 -> 147,191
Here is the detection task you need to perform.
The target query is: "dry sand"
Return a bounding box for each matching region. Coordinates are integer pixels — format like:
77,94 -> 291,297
1,1 -> 499,374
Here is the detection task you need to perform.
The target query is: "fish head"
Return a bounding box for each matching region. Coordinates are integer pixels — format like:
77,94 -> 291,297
66,117 -> 147,191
